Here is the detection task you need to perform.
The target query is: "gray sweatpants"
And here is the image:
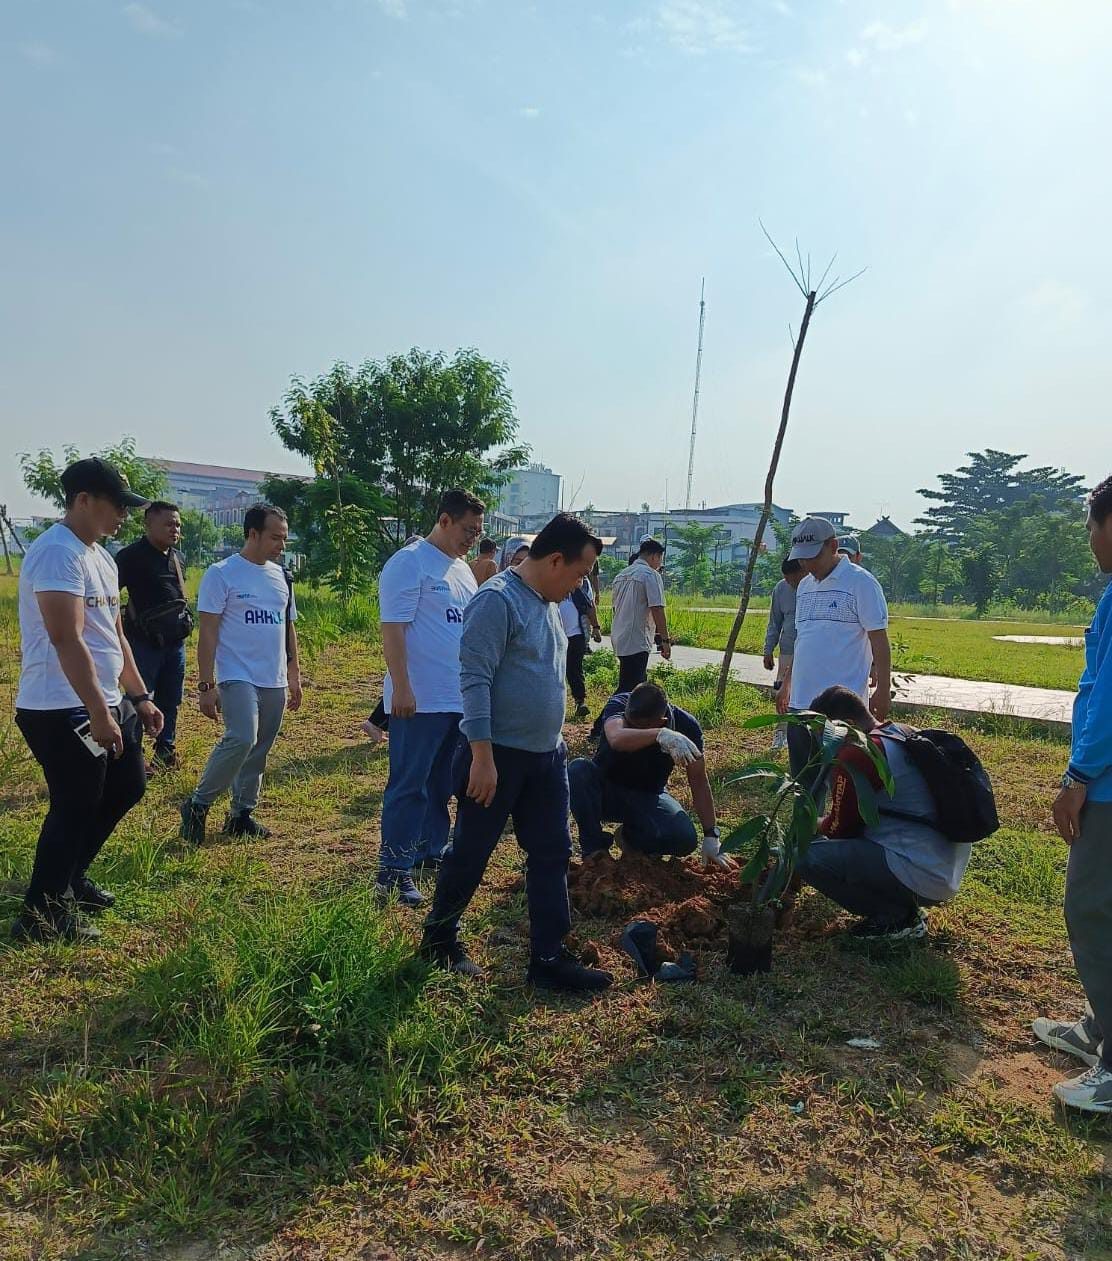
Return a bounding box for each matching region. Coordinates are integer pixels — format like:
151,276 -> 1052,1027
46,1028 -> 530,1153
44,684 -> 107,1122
192,682 -> 286,815
1064,800 -> 1112,1069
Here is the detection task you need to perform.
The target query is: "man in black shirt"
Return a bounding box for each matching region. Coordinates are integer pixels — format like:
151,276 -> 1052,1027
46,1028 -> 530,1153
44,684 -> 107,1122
115,501 -> 192,769
568,682 -> 731,866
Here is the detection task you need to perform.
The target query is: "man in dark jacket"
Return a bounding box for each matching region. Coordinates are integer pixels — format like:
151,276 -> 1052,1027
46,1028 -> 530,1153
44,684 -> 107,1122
115,501 -> 192,770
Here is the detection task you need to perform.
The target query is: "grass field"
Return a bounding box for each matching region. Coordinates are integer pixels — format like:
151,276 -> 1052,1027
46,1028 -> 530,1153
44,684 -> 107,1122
598,597 -> 1089,692
0,577 -> 1109,1260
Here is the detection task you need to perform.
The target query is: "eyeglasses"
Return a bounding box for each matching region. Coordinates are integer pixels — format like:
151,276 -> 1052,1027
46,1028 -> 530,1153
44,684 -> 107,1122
459,525 -> 483,539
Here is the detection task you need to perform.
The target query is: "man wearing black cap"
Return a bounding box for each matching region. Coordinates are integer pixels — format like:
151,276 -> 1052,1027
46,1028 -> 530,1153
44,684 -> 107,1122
12,459 -> 164,942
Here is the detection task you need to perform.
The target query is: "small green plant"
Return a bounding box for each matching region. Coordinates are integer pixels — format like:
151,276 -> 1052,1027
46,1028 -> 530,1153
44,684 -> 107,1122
721,711 -> 894,907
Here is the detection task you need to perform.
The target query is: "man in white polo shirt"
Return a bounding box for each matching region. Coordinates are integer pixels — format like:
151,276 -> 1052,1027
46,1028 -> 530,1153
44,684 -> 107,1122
179,504 -> 301,844
777,516 -> 892,780
13,458 -> 164,943
374,488 -> 484,908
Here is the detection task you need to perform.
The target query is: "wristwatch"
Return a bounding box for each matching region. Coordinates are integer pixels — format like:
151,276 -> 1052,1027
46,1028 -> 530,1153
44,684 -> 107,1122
704,827 -> 720,839
197,681 -> 216,693
126,691 -> 153,705
1060,771 -> 1086,790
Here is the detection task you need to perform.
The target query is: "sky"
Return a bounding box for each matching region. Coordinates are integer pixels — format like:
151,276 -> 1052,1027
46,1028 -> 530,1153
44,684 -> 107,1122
3,0 -> 1111,529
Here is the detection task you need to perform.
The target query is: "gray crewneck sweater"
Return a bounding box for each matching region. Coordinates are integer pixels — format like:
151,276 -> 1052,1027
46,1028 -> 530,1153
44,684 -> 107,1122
763,578 -> 798,656
459,569 -> 568,752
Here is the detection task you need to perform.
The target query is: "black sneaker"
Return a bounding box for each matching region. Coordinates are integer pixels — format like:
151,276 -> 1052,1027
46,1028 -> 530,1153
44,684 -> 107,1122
149,747 -> 181,772
224,810 -> 271,839
527,945 -> 613,993
573,703 -> 590,720
849,910 -> 928,943
179,798 -> 209,845
69,877 -> 116,912
419,938 -> 485,978
11,906 -> 100,944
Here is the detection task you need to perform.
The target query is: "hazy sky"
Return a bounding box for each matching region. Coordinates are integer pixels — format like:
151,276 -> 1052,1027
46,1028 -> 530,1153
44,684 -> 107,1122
3,0 -> 1111,527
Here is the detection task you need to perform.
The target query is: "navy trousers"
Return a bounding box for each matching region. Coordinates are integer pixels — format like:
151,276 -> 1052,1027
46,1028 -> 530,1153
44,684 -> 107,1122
424,741 -> 572,959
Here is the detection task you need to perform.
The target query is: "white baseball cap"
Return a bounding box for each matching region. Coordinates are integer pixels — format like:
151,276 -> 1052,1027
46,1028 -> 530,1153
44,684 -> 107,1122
787,516 -> 837,561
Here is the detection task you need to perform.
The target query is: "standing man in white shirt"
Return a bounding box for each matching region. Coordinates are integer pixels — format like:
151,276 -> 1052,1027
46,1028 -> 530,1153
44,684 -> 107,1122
179,505 -> 302,844
609,536 -> 671,693
374,489 -> 484,908
12,459 -> 164,943
776,517 -> 892,780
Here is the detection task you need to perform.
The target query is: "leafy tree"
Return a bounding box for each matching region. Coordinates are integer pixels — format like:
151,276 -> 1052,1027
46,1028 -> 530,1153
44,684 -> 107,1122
751,516 -> 795,594
669,522 -> 729,594
19,437 -> 170,543
260,473 -> 386,595
916,449 -> 1084,542
179,509 -> 219,565
864,533 -> 931,603
270,349 -> 529,545
918,537 -> 963,605
960,543 -> 999,617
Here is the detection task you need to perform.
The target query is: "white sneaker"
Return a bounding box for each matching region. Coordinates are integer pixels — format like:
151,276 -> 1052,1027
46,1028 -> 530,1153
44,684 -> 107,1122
1052,1063 -> 1112,1114
1032,1017 -> 1101,1068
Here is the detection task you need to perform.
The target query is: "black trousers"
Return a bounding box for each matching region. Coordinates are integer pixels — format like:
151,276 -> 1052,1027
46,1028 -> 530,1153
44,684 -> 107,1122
617,651 -> 650,693
565,633 -> 588,706
424,741 -> 572,959
16,702 -> 146,910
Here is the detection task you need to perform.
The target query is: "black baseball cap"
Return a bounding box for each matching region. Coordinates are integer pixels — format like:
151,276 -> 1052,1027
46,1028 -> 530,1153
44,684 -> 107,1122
60,458 -> 150,509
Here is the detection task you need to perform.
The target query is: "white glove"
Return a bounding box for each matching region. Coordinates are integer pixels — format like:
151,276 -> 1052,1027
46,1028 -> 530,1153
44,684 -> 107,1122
701,834 -> 734,869
657,728 -> 702,766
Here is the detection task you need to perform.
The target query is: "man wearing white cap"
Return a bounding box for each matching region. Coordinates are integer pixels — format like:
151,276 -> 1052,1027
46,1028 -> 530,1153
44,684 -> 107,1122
777,517 -> 891,778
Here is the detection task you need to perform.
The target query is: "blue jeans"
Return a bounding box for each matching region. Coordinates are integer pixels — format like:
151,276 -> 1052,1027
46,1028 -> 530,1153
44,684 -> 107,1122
568,757 -> 697,857
379,712 -> 461,872
423,742 -> 572,959
797,836 -> 937,924
127,636 -> 187,756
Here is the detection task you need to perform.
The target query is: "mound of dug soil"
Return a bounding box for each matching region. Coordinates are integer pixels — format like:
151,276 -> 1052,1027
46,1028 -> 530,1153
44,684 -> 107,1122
568,849 -> 744,959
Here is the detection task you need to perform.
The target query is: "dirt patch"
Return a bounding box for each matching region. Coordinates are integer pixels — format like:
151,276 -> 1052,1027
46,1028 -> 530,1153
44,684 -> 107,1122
567,849 -> 744,957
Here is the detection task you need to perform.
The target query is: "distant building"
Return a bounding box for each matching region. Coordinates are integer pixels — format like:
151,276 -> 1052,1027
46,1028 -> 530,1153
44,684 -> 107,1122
150,459 -> 301,526
863,515 -> 905,538
499,464 -> 562,519
808,510 -> 849,531
573,502 -> 795,565
661,503 -> 794,565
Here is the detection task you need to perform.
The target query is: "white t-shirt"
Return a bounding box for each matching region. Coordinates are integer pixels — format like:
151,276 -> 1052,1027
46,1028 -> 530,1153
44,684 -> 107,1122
198,554 -> 297,689
17,523 -> 126,710
789,557 -> 888,710
610,560 -> 666,656
558,594 -> 584,638
379,538 -> 477,713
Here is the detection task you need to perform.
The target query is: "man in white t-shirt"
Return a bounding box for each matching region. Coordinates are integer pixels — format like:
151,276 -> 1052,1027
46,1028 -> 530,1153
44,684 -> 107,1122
777,516 -> 891,780
609,537 -> 671,693
13,458 -> 164,943
375,488 -> 484,908
179,505 -> 302,844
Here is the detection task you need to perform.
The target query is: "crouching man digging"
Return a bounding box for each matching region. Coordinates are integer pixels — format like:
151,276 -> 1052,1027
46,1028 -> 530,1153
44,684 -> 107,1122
568,681 -> 732,868
420,514 -> 613,993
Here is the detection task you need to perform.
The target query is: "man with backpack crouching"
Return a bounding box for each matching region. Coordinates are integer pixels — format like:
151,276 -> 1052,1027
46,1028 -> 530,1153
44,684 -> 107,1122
794,685 -> 997,942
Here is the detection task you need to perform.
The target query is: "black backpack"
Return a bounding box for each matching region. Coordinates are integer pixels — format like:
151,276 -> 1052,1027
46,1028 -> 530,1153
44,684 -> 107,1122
876,726 -> 999,845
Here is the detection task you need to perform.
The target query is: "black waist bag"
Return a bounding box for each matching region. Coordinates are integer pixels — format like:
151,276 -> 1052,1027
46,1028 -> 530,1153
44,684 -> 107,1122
880,726 -> 999,844
125,549 -> 194,647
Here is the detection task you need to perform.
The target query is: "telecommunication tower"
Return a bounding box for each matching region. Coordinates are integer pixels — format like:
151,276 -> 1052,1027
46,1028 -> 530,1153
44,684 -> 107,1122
684,278 -> 706,511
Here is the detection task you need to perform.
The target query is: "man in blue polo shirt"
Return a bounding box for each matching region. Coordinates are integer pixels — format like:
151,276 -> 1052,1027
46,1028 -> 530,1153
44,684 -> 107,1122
568,682 -> 730,866
1033,473 -> 1112,1115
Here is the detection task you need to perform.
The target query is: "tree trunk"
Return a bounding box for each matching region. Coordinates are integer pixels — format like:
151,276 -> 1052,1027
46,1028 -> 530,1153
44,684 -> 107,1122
716,290 -> 817,705
0,507 -> 12,575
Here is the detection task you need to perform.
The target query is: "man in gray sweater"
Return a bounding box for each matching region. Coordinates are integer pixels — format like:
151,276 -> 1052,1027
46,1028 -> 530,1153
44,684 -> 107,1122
763,557 -> 804,749
420,514 -> 612,993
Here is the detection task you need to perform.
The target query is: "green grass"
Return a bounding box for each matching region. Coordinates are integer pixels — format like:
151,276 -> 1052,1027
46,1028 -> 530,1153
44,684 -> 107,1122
597,596 -> 1087,691
0,575 -> 1108,1260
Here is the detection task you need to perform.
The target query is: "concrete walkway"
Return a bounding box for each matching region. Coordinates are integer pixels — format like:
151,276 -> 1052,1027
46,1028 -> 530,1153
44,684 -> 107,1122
600,638 -> 1075,731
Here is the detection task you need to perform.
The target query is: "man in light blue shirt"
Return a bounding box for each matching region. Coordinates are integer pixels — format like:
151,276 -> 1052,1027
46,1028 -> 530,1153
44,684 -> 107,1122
1033,474 -> 1112,1114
